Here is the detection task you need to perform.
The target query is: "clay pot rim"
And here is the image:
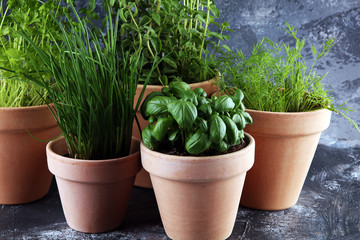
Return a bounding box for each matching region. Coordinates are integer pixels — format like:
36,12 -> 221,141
246,108 -> 330,116
0,103 -> 54,111
47,136 -> 140,164
141,132 -> 254,162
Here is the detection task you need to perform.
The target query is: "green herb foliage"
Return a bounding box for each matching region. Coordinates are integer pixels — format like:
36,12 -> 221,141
105,0 -> 230,85
0,0 -> 73,107
141,81 -> 252,155
216,22 -> 359,132
12,4 -> 157,160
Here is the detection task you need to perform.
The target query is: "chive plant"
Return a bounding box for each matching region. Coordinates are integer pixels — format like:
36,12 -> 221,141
10,5 -> 156,160
216,23 -> 359,131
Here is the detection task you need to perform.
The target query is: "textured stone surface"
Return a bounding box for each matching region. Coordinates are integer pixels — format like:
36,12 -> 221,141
1,144 -> 360,239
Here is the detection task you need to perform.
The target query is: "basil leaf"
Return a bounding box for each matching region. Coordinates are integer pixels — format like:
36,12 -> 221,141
153,117 -> 174,141
185,130 -> 211,154
214,140 -> 229,153
168,100 -> 197,127
214,95 -> 235,112
222,116 -> 239,145
193,87 -> 207,97
210,115 -> 226,143
232,89 -> 244,110
145,96 -> 172,116
232,113 -> 246,130
142,125 -> 158,151
243,111 -> 253,124
169,81 -> 191,98
140,91 -> 163,119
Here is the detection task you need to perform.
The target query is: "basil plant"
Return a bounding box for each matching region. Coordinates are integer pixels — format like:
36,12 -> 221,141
141,81 -> 252,155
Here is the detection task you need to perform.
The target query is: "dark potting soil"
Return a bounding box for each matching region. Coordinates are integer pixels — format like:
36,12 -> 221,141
157,138 -> 249,157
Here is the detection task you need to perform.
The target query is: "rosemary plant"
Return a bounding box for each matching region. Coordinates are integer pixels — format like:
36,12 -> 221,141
0,0 -> 72,107
106,0 -> 228,85
11,5 -> 156,159
217,23 -> 359,131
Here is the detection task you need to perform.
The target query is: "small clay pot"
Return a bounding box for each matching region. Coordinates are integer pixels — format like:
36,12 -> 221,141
240,109 -> 331,210
133,77 -> 220,188
0,104 -> 60,204
46,136 -> 141,233
141,133 -> 255,240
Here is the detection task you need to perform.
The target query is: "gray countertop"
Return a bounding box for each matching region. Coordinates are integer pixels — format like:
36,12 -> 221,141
1,144 -> 360,240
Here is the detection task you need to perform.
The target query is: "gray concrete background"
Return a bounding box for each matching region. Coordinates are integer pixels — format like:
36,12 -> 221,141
83,0 -> 360,146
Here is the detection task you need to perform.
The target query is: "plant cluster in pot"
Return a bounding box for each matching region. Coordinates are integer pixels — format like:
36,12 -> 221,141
14,5 -> 156,233
107,0 -> 232,187
0,0 -> 71,204
216,22 -> 360,210
140,81 -> 255,240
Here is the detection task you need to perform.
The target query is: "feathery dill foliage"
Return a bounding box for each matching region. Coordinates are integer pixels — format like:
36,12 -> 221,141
16,5 -> 154,160
0,0 -> 72,107
216,23 -> 359,131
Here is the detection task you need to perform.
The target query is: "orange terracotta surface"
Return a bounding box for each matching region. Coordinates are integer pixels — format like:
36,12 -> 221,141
46,137 -> 141,233
141,133 -> 255,240
0,105 -> 60,204
240,109 -> 332,210
133,79 -> 220,188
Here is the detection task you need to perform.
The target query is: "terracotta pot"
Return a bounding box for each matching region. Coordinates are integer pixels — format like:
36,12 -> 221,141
141,133 -> 255,240
0,104 -> 60,204
240,109 -> 331,210
46,136 -> 141,233
133,78 -> 220,188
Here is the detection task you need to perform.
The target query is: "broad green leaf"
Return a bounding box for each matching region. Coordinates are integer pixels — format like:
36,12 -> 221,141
193,87 -> 207,97
214,140 -> 229,153
232,89 -> 244,109
168,129 -> 179,141
209,3 -> 220,18
214,95 -> 235,112
232,113 -> 246,130
185,130 -> 211,155
145,96 -> 172,116
139,16 -> 151,26
222,116 -> 239,145
168,100 -> 197,127
140,91 -> 163,119
151,12 -> 161,26
142,125 -> 158,151
210,115 -> 226,143
198,103 -> 212,117
242,111 -> 253,124
196,117 -> 208,132
153,117 -> 174,141
169,81 -> 191,98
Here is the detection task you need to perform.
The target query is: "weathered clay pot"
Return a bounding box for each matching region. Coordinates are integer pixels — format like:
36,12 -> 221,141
141,133 -> 255,240
46,136 -> 141,233
0,104 -> 60,204
133,78 -> 220,188
240,109 -> 331,210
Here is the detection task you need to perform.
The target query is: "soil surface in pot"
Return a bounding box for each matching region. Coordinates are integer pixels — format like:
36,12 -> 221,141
157,138 -> 249,157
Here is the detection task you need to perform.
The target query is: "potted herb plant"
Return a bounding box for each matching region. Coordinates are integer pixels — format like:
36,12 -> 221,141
216,23 -> 359,210
0,0 -> 70,204
105,0 -> 232,187
140,81 -> 255,239
13,4 -> 156,232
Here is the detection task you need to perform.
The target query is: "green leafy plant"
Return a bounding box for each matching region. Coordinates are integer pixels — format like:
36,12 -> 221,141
105,0 -> 230,85
216,22 -> 359,132
0,0 -> 73,107
141,81 -> 252,155
7,4 -> 157,160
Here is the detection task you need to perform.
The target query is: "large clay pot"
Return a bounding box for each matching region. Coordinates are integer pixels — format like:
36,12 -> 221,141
0,104 -> 60,204
240,109 -> 331,210
46,137 -> 141,233
141,133 -> 255,240
133,78 -> 219,188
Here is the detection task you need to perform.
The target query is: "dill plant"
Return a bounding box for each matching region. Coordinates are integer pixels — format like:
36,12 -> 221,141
0,0 -> 72,107
217,22 -> 359,131
12,5 -> 156,160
